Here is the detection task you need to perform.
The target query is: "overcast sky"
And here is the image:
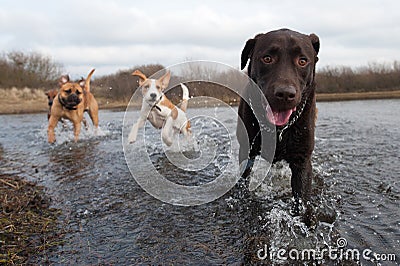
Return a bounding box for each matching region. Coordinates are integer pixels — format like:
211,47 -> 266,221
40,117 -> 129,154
1,0 -> 400,77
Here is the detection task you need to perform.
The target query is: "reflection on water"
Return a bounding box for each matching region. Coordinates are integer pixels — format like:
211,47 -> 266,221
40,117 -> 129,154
48,142 -> 99,182
0,100 -> 398,265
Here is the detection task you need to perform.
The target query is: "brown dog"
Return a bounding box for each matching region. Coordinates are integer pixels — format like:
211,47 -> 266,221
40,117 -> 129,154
45,89 -> 58,120
45,89 -> 88,128
47,69 -> 98,143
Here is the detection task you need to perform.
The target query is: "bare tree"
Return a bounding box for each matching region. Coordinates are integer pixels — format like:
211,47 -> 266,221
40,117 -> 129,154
0,51 -> 64,89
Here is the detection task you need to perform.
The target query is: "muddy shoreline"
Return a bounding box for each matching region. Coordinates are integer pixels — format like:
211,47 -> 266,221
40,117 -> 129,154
0,175 -> 61,264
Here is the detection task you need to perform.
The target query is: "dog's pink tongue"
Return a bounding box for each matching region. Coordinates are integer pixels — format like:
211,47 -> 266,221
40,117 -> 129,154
266,107 -> 296,126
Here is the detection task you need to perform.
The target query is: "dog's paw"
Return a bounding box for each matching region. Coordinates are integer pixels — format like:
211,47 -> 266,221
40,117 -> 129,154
128,133 -> 137,143
161,134 -> 173,146
290,197 -> 305,216
48,136 -> 56,144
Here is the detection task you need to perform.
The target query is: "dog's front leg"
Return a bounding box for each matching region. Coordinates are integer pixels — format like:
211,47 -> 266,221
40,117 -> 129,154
82,117 -> 89,130
289,158 -> 313,214
73,121 -> 82,142
129,103 -> 151,143
238,131 -> 261,179
48,115 -> 59,143
128,118 -> 146,143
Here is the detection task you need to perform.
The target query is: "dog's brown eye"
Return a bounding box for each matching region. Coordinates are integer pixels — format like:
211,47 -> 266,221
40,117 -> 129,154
262,55 -> 273,64
76,90 -> 82,95
298,58 -> 308,67
66,89 -> 72,94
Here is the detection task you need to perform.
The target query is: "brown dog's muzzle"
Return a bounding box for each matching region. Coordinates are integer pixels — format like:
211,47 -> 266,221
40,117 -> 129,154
59,93 -> 81,110
274,85 -> 297,104
67,93 -> 81,104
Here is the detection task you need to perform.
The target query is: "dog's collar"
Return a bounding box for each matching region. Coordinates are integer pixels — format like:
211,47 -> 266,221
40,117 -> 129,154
148,94 -> 163,112
250,98 -> 308,154
277,98 -> 307,142
152,105 -> 162,112
58,94 -> 78,110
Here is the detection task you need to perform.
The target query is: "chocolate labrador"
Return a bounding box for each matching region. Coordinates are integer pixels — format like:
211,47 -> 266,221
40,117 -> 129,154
237,29 -> 320,209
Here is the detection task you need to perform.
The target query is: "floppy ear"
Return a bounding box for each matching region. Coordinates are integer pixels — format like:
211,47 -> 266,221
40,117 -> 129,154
59,75 -> 70,87
132,70 -> 147,86
309,33 -> 320,55
241,38 -> 257,70
159,71 -> 171,90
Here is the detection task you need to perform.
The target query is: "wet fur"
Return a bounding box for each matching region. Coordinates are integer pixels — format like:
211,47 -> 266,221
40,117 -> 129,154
128,70 -> 191,146
47,69 -> 98,143
238,29 -> 320,202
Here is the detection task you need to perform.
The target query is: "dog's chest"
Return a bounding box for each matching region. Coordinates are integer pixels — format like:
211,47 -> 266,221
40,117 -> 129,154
56,101 -> 84,120
147,105 -> 170,129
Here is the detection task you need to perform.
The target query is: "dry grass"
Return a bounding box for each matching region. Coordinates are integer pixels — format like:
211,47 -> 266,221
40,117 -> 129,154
1,87 -> 400,115
0,175 -> 62,265
0,88 -> 130,114
0,88 -> 48,114
317,90 -> 400,101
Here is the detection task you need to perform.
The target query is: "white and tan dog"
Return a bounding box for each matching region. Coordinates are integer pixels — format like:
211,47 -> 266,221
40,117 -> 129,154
128,70 -> 191,146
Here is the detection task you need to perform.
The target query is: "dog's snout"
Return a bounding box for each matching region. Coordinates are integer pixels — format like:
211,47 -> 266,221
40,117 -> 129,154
67,93 -> 80,103
150,93 -> 157,99
274,86 -> 296,102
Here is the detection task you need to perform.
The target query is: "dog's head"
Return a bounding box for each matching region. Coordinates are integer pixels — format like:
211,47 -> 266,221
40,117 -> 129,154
58,75 -> 85,110
132,70 -> 171,106
241,28 -> 319,126
57,69 -> 95,110
45,89 -> 58,107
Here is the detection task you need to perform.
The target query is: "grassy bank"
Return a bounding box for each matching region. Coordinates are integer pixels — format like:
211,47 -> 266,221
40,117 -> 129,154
0,175 -> 61,264
316,90 -> 400,102
0,88 -> 129,114
1,88 -> 400,115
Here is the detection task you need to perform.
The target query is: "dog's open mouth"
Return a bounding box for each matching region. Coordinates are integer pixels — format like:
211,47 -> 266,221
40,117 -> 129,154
266,106 -> 296,126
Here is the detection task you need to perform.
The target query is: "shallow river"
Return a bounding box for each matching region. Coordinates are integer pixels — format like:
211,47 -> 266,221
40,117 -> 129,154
0,100 -> 398,265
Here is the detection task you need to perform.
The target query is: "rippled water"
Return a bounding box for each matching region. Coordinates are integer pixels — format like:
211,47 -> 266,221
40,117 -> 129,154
0,100 -> 398,265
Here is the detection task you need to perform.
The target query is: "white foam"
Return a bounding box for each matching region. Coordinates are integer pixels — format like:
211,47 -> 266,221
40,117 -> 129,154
39,119 -> 112,145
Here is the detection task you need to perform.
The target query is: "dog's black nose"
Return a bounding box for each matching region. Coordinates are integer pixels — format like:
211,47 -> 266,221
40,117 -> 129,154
67,94 -> 80,104
274,86 -> 296,102
70,94 -> 79,101
150,93 -> 157,99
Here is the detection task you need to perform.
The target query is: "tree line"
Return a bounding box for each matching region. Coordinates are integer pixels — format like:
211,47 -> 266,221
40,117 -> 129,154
316,62 -> 400,93
0,51 -> 63,89
1,51 -> 400,101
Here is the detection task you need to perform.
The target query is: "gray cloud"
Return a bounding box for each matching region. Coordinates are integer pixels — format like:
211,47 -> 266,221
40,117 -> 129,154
1,0 -> 400,76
